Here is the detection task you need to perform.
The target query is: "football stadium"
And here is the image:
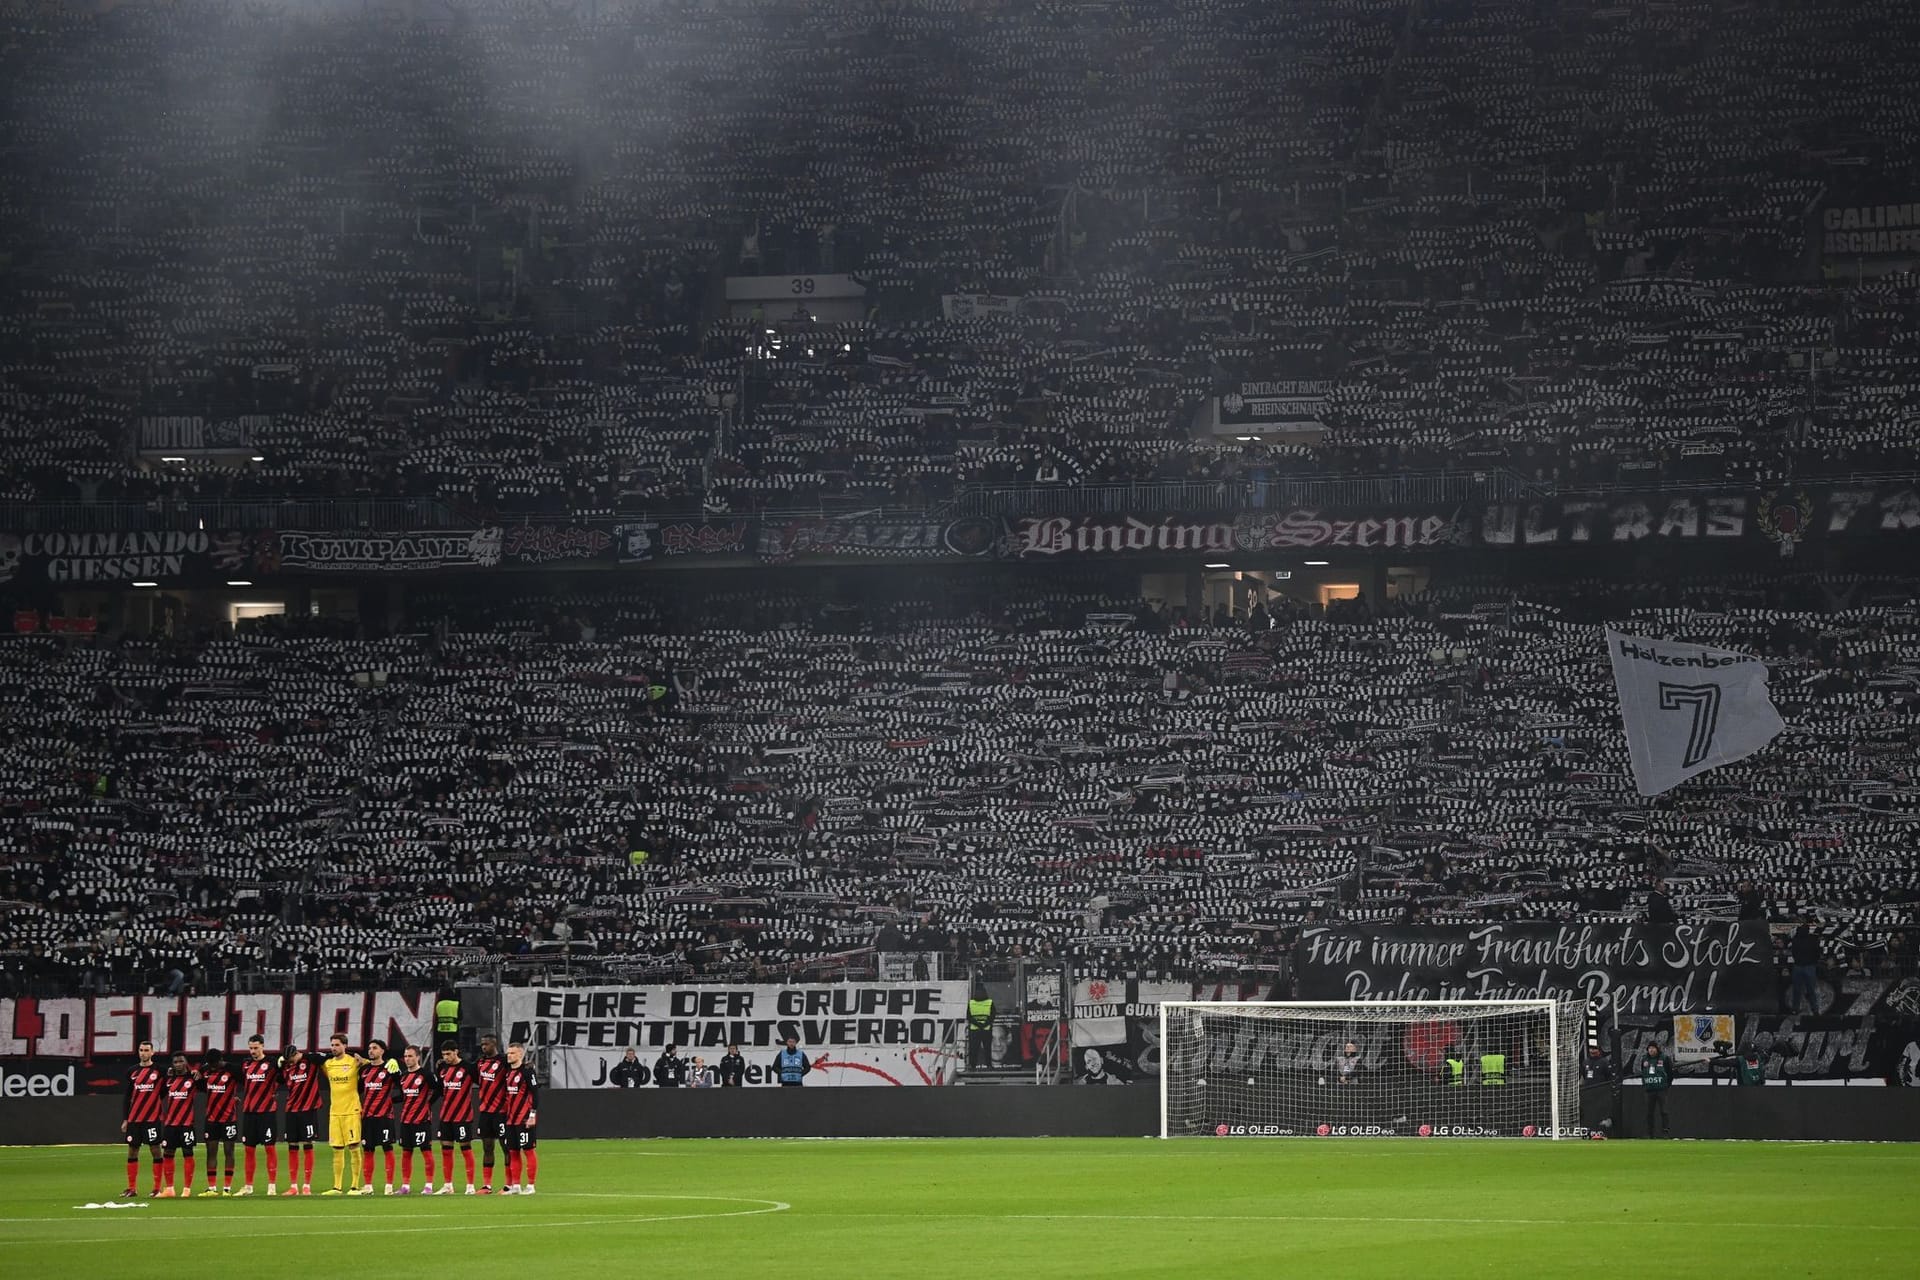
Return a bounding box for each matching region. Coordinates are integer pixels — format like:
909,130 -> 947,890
3,0 -> 1920,1275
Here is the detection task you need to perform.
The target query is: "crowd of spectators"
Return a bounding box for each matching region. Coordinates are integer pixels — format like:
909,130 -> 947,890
2,569 -> 1917,999
2,0 -> 1919,525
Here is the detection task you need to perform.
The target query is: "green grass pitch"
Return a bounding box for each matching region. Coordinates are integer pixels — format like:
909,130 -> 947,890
4,1139 -> 1917,1277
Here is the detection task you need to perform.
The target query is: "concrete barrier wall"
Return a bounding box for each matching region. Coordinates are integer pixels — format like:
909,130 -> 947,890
1594,1085 -> 1920,1142
538,1085 -> 1163,1139
6,1087 -> 1918,1146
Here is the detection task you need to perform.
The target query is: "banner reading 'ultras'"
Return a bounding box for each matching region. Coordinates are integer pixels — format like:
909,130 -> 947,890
1292,922 -> 1776,1014
502,983 -> 968,1087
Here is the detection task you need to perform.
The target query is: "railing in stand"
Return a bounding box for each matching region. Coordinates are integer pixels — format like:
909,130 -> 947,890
1034,1021 -> 1066,1085
0,497 -> 461,533
944,470 -> 1531,517
927,1021 -> 969,1087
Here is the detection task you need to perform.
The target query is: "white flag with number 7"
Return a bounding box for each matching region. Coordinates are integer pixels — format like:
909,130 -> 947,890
1605,628 -> 1787,796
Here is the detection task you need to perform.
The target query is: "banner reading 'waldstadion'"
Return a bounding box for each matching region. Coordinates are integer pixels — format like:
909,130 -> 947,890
1292,922 -> 1776,1014
502,982 -> 968,1087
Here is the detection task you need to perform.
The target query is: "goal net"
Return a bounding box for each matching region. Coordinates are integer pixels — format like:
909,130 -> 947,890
1160,1000 -> 1588,1140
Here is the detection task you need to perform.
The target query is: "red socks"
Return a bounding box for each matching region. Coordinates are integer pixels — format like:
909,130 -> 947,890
245,1148 -> 256,1183
303,1148 -> 315,1183
462,1149 -> 475,1185
401,1150 -> 414,1183
384,1151 -> 396,1184
524,1151 -> 538,1186
362,1151 -> 375,1184
442,1148 -> 454,1184
152,1159 -> 164,1193
266,1147 -> 278,1181
183,1155 -> 195,1189
126,1158 -> 138,1188
505,1151 -> 520,1184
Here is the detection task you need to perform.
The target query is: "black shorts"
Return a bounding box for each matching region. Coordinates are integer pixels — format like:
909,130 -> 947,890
287,1110 -> 323,1144
207,1120 -> 239,1144
364,1117 -> 395,1149
162,1124 -> 196,1152
126,1122 -> 163,1149
438,1121 -> 473,1145
505,1125 -> 537,1151
477,1112 -> 507,1141
400,1124 -> 433,1151
240,1112 -> 276,1146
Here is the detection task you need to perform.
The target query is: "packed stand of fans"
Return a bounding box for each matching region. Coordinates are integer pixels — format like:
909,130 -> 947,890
2,569 -> 1918,996
3,0 -> 1920,521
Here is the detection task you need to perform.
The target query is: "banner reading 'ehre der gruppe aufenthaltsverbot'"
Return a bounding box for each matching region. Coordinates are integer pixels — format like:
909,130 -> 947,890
502,982 -> 968,1087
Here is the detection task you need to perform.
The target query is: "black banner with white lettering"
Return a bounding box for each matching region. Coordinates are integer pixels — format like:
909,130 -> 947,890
0,531 -> 237,588
261,529 -> 504,573
1480,485 -> 1920,550
502,524 -> 616,565
1292,922 -> 1777,1014
998,509 -> 1467,559
612,518 -> 755,563
5,486 -> 1919,590
1617,975 -> 1920,1082
759,514 -> 998,562
1817,198 -> 1920,258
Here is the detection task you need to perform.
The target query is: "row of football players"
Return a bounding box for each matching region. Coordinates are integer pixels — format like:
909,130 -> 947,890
122,1032 -> 539,1198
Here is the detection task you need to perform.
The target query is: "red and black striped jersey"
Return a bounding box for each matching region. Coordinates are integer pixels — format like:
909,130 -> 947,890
360,1063 -> 396,1118
396,1069 -> 438,1126
163,1075 -> 199,1127
125,1064 -> 165,1123
282,1059 -> 323,1112
201,1066 -> 241,1123
500,1065 -> 538,1126
474,1055 -> 507,1114
435,1063 -> 475,1122
240,1058 -> 279,1113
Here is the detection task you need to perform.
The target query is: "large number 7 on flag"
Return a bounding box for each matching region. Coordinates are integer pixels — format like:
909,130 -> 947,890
1657,682 -> 1722,769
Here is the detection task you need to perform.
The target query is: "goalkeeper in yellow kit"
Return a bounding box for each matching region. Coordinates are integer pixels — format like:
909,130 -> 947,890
322,1035 -> 368,1196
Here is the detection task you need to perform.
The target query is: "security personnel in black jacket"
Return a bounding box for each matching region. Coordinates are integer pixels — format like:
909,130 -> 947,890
610,1048 -> 646,1088
654,1045 -> 689,1087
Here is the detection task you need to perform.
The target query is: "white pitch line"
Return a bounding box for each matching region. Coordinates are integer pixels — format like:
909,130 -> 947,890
806,1211 -> 1920,1233
9,1194 -> 790,1244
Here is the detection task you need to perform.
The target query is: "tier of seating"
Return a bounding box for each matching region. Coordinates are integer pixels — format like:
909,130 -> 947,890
3,0 -> 1919,520
2,571 -> 1917,995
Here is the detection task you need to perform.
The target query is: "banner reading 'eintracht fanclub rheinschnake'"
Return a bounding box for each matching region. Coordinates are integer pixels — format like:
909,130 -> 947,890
1606,629 -> 1786,796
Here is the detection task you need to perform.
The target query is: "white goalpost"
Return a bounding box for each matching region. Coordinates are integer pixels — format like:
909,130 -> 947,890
1159,999 -> 1589,1140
